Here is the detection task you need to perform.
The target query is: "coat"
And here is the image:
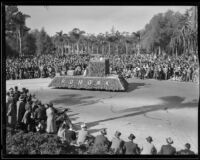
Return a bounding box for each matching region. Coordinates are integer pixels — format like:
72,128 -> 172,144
46,107 -> 56,133
177,149 -> 195,155
16,100 -> 26,123
77,130 -> 89,145
110,137 -> 124,154
141,142 -> 157,155
94,134 -> 110,148
159,144 -> 176,155
65,130 -> 77,143
21,110 -> 31,125
7,102 -> 16,127
34,105 -> 46,121
123,141 -> 140,154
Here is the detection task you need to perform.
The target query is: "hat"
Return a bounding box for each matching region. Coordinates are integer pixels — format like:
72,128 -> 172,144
166,137 -> 173,144
81,123 -> 87,128
128,134 -> 136,140
146,136 -> 153,142
9,88 -> 14,91
100,128 -> 107,135
19,95 -> 25,101
44,104 -> 49,109
49,102 -> 53,107
115,131 -> 121,138
185,143 -> 191,149
37,101 -> 42,105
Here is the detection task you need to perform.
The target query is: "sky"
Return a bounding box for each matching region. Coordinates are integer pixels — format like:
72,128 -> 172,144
18,6 -> 192,36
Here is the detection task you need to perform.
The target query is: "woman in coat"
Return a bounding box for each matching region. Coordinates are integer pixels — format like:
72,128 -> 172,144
46,103 -> 56,134
7,98 -> 17,129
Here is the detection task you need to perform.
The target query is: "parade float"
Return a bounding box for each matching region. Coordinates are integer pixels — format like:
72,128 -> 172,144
48,58 -> 128,91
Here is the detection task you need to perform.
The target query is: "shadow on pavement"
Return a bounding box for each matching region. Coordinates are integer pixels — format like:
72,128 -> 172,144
83,96 -> 198,129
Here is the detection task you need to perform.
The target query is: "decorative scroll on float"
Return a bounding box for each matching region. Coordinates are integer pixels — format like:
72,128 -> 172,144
48,58 -> 128,91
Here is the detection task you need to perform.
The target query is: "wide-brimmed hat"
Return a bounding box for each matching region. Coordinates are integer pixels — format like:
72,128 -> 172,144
128,133 -> 136,140
166,137 -> 173,144
100,128 -> 107,135
81,123 -> 87,128
9,88 -> 14,91
115,131 -> 121,138
146,136 -> 153,142
19,95 -> 25,101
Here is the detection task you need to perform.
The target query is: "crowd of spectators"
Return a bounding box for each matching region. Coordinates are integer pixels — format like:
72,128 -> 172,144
6,86 -> 196,155
6,53 -> 199,84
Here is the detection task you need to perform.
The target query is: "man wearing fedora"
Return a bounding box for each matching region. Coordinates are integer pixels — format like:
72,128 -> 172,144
140,136 -> 157,155
110,131 -> 124,154
176,143 -> 195,155
16,95 -> 26,126
123,133 -> 141,154
93,128 -> 111,150
159,137 -> 176,155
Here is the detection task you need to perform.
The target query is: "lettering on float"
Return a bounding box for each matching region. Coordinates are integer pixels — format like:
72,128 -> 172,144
78,80 -> 83,85
106,81 -> 109,86
87,80 -> 92,85
69,79 -> 73,84
96,80 -> 101,85
61,79 -> 65,83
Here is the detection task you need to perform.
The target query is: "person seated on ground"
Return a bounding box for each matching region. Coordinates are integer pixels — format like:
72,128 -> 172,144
76,123 -> 90,145
64,124 -> 77,145
140,136 -> 157,155
57,122 -> 68,143
36,119 -> 46,133
176,143 -> 195,155
93,128 -> 111,150
158,137 -> 176,155
110,131 -> 124,154
123,133 -> 141,155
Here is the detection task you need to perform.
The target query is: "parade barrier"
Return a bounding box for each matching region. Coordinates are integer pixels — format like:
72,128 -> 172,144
48,75 -> 128,91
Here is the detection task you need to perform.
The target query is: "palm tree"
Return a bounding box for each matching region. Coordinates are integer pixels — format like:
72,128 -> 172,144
69,28 -> 85,54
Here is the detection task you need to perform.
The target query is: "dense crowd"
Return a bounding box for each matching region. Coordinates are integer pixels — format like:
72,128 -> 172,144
6,53 -> 199,84
6,86 -> 196,155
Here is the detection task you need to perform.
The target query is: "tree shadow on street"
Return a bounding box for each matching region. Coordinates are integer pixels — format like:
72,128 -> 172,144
83,96 -> 198,129
126,82 -> 151,92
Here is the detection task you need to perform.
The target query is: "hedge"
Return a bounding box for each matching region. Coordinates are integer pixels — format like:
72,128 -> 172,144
48,75 -> 128,91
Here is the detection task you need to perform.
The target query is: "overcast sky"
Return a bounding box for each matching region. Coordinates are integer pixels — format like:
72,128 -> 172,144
18,6 -> 192,36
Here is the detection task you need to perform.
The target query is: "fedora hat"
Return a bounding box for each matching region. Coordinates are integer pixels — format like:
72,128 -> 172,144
115,131 -> 121,138
128,133 -> 136,140
166,137 -> 173,144
19,95 -> 25,101
146,136 -> 153,142
100,128 -> 107,135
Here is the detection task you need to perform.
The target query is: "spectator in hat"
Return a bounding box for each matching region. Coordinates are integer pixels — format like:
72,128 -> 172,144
16,95 -> 26,125
110,131 -> 124,154
140,136 -> 157,155
93,128 -> 110,150
123,133 -> 140,154
77,123 -> 90,145
14,86 -> 21,101
159,137 -> 176,155
176,143 -> 195,155
46,103 -> 56,134
34,101 -> 47,122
